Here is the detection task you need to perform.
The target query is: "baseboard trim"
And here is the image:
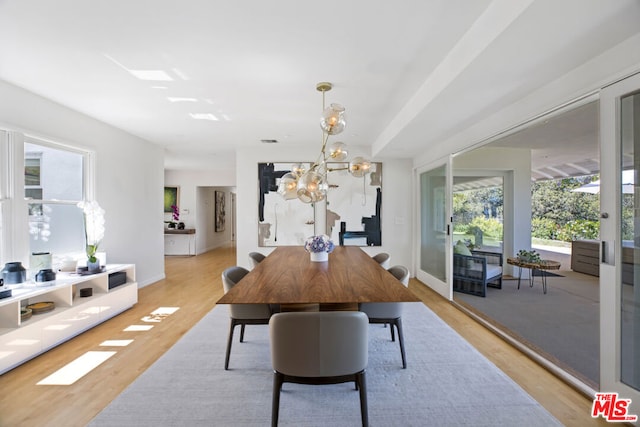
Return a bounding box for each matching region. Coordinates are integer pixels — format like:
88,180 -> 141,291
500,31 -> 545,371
138,273 -> 166,288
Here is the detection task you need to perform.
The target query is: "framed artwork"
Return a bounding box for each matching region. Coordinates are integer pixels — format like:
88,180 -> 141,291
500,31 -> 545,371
215,190 -> 225,232
256,162 -> 382,247
164,186 -> 179,213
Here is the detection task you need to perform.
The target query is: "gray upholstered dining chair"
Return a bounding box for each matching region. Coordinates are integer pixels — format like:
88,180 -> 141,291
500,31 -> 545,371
221,266 -> 273,370
372,252 -> 390,269
359,264 -> 410,368
248,251 -> 266,269
269,311 -> 369,427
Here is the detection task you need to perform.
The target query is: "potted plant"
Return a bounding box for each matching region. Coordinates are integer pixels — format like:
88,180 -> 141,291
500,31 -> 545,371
304,234 -> 335,262
78,200 -> 105,272
517,249 -> 541,263
166,204 -> 180,229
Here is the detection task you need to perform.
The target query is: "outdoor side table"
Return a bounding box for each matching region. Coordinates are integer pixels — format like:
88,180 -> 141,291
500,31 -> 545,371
506,258 -> 561,294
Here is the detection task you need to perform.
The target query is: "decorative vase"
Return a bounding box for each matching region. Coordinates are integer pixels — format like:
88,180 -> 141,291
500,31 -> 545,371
309,251 -> 329,262
87,259 -> 101,272
168,222 -> 176,229
177,222 -> 185,230
29,252 -> 52,280
1,261 -> 27,284
35,268 -> 56,282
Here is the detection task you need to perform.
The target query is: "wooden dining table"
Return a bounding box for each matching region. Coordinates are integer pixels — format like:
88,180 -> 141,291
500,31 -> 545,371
216,246 -> 420,310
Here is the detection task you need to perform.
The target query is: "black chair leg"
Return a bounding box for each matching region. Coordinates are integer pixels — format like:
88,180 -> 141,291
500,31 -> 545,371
356,371 -> 369,427
225,320 -> 237,370
272,372 -> 284,427
390,322 -> 396,342
240,323 -> 246,342
395,318 -> 407,369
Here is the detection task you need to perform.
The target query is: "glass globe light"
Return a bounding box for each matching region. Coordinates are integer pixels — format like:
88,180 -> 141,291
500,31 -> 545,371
328,141 -> 348,161
290,163 -> 305,177
320,103 -> 346,135
348,157 -> 371,177
297,170 -> 326,203
277,173 -> 298,200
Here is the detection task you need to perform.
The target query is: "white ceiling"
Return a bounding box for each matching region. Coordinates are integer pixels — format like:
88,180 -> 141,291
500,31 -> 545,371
1,0 -> 639,174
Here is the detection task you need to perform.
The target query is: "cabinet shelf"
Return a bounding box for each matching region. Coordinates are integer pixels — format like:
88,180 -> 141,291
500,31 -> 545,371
164,231 -> 196,255
0,264 -> 137,374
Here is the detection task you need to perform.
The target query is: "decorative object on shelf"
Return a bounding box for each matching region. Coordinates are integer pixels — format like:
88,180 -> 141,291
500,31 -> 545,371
78,200 -> 105,272
79,287 -> 93,297
277,82 -> 371,203
516,249 -> 542,263
35,268 -> 56,283
20,307 -> 32,321
29,252 -> 52,281
1,261 -> 27,284
108,271 -> 127,289
177,222 -> 185,230
304,234 -> 335,262
165,204 -> 180,229
26,301 -> 55,314
0,278 -> 11,299
60,257 -> 77,272
76,265 -> 106,275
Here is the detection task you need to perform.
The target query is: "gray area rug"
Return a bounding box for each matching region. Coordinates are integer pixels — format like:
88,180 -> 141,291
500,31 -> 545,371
90,303 -> 561,426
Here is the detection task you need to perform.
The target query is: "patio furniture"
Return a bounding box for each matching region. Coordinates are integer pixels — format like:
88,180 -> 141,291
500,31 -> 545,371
453,249 -> 503,297
506,258 -> 561,294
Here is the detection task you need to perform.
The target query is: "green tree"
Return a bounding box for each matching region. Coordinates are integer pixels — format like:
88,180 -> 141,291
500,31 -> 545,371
531,177 -> 600,240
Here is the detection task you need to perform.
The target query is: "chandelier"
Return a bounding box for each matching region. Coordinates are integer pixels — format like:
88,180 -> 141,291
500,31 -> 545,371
277,82 -> 371,203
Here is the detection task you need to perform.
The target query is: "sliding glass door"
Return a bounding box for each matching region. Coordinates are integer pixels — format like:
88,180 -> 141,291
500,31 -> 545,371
415,158 -> 452,299
600,72 -> 640,415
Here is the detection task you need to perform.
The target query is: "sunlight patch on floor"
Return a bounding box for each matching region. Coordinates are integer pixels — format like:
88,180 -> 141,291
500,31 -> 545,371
35,306 -> 179,386
124,325 -> 154,331
141,306 -> 180,322
100,340 -> 134,347
37,351 -> 116,385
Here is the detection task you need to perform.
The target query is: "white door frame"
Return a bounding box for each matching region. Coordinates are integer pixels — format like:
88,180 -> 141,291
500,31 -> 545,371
414,155 -> 453,300
600,71 -> 640,422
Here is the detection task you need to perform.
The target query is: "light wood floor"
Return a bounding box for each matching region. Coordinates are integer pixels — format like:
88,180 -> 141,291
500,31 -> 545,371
0,244 -> 607,427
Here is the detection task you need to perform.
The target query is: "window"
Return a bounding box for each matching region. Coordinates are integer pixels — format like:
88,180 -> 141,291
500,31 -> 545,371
25,153 -> 43,215
0,130 -> 8,264
25,139 -> 88,256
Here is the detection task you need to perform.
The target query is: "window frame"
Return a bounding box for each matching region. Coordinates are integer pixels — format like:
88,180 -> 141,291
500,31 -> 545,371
24,136 -> 94,258
0,130 -> 95,265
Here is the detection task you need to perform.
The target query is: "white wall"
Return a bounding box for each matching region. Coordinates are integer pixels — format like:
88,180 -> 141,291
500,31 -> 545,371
235,145 -> 413,273
0,79 -> 165,287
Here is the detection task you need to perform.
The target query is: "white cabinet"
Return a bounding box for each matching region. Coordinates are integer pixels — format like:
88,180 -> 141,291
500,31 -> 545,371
164,229 -> 196,255
0,264 -> 137,374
